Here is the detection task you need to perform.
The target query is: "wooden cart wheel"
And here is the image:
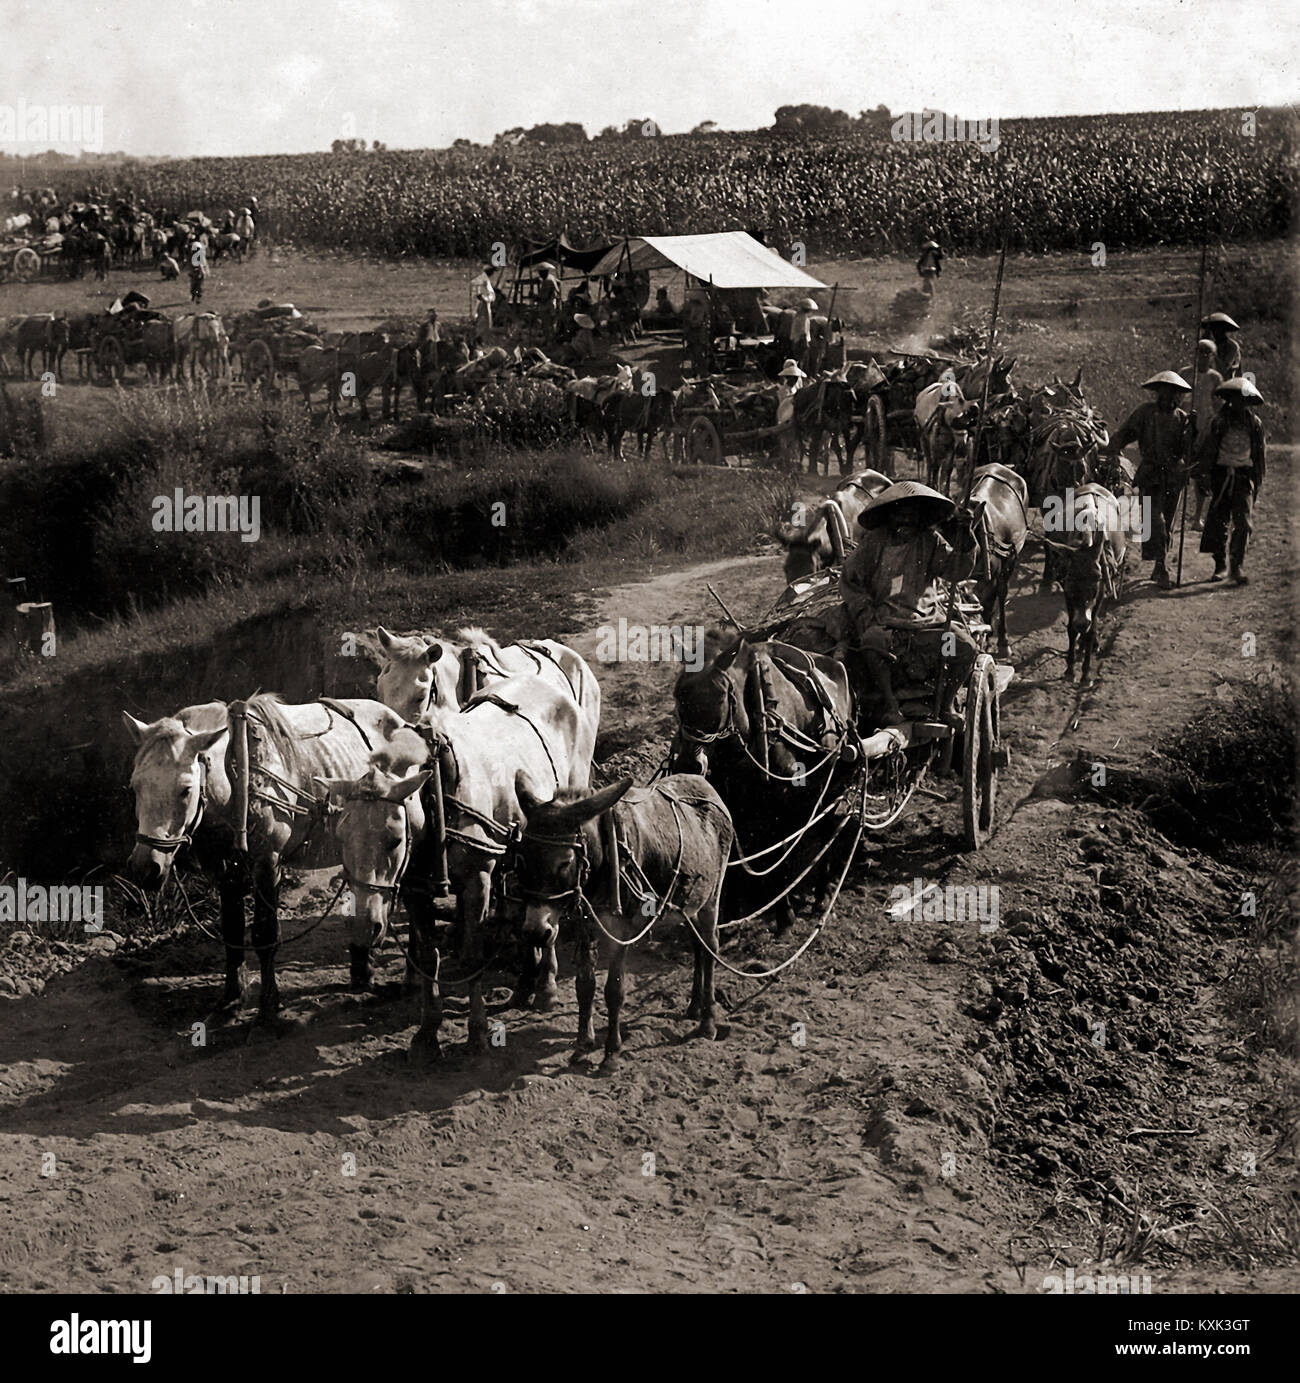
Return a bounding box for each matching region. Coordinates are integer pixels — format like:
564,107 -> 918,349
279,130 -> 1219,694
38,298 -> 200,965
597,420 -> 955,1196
244,338 -> 275,393
96,334 -> 125,381
962,654 -> 998,849
687,415 -> 723,466
13,247 -> 40,282
864,394 -> 887,469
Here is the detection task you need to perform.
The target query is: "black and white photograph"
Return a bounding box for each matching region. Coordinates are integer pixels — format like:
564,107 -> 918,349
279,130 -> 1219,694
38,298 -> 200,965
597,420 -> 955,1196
0,0 -> 1295,1334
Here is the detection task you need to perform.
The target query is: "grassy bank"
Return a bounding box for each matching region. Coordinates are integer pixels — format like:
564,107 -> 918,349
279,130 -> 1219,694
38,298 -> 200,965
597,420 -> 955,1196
0,398 -> 782,874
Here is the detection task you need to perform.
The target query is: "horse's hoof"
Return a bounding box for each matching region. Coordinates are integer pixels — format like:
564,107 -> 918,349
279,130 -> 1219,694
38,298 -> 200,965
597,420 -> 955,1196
599,1052 -> 621,1074
1062,670 -> 1075,683
568,1045 -> 594,1066
685,1001 -> 703,1021
532,986 -> 560,1014
408,1033 -> 442,1067
690,1022 -> 719,1042
507,988 -> 533,1011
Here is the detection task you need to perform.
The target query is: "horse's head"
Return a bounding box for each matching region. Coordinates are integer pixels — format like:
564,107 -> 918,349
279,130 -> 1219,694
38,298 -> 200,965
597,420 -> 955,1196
374,626 -> 460,721
122,709 -> 227,890
672,630 -> 750,767
318,730 -> 430,950
515,778 -> 633,948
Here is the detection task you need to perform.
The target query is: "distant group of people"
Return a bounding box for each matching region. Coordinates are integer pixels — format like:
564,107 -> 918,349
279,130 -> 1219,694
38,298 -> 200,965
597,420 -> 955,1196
1106,312 -> 1264,588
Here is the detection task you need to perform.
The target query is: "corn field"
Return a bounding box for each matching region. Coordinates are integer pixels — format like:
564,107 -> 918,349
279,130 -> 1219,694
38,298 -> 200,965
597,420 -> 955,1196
26,108 -> 1296,259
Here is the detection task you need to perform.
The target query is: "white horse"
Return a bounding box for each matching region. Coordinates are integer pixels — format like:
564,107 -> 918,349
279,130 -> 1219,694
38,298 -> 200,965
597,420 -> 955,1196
322,676 -> 589,1061
371,624 -> 600,774
124,695 -> 404,1018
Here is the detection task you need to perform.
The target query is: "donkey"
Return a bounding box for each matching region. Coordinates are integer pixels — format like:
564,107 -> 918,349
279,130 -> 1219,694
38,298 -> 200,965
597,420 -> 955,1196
965,463 -> 1031,660
515,776 -> 733,1069
324,679 -> 587,1060
124,695 -> 404,1018
1040,483 -> 1127,684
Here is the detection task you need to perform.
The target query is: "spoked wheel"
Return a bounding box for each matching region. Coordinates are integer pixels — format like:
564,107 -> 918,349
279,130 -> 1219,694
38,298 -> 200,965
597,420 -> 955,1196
243,338 -> 275,395
863,394 -> 887,469
96,334 -> 125,382
686,415 -> 723,466
13,247 -> 41,282
962,654 -> 999,849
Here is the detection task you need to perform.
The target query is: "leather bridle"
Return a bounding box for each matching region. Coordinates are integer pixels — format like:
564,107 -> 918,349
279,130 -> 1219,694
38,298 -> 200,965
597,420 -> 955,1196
134,752 -> 210,853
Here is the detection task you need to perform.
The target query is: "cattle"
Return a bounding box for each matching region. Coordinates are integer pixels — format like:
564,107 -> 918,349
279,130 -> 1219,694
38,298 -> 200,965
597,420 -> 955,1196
124,696 -> 405,1019
173,313 -> 230,382
915,379 -> 982,494
774,468 -> 892,582
325,678 -> 590,1060
602,376 -> 676,459
295,344 -> 394,419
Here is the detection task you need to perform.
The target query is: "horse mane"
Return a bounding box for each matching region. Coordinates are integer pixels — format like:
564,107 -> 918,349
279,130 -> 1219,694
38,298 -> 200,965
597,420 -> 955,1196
134,701 -> 228,763
372,726 -> 429,775
455,625 -> 502,656
243,692 -> 306,775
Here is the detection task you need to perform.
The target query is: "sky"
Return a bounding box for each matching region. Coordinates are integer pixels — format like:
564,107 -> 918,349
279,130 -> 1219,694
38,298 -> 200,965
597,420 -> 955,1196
2,0 -> 1297,157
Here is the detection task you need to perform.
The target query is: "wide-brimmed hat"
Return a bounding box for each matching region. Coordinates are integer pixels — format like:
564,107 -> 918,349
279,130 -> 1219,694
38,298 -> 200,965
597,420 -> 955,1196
1200,312 -> 1240,331
858,481 -> 955,529
798,297 -> 819,311
778,359 -> 806,378
537,262 -> 557,274
1141,371 -> 1192,391
1214,376 -> 1263,403
1194,338 -> 1217,353
573,312 -> 596,330
922,239 -> 940,249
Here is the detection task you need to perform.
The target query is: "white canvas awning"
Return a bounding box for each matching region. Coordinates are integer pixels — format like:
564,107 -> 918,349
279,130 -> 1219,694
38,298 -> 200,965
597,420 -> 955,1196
590,233 -> 827,290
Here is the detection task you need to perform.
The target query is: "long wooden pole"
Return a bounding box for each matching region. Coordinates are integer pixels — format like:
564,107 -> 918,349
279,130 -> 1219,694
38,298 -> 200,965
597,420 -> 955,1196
931,237 -> 1007,719
1176,151 -> 1213,588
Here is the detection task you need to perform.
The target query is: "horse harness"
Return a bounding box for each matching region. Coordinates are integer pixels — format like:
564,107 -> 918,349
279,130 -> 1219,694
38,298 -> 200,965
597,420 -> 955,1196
514,788 -> 689,946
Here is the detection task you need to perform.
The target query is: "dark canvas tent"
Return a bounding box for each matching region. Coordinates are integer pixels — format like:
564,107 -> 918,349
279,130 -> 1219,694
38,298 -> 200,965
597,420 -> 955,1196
516,233 -> 615,275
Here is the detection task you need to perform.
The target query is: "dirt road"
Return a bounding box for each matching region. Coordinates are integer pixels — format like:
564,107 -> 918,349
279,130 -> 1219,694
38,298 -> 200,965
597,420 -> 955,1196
1,455 -> 1292,1293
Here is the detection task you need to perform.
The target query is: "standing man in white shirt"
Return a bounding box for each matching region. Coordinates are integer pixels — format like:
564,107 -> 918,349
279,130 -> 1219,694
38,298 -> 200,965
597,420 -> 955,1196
470,263 -> 496,344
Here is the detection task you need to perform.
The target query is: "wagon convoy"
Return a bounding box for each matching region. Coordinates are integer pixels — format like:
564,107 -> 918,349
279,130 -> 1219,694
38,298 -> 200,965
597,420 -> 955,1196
4,181 -> 1185,1063
117,341 -> 1131,1060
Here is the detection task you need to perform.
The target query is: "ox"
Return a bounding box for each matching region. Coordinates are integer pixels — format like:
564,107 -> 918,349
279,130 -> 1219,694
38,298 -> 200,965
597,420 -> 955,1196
173,312 -> 230,382
915,380 -> 981,494
774,468 -> 892,582
324,680 -> 588,1060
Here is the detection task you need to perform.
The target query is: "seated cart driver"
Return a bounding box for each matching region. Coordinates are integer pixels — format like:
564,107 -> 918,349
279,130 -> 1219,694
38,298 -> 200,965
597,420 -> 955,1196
838,482 -> 979,728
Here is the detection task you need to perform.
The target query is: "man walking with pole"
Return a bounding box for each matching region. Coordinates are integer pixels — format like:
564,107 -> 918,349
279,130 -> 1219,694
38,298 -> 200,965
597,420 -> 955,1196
1104,373 -> 1193,591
